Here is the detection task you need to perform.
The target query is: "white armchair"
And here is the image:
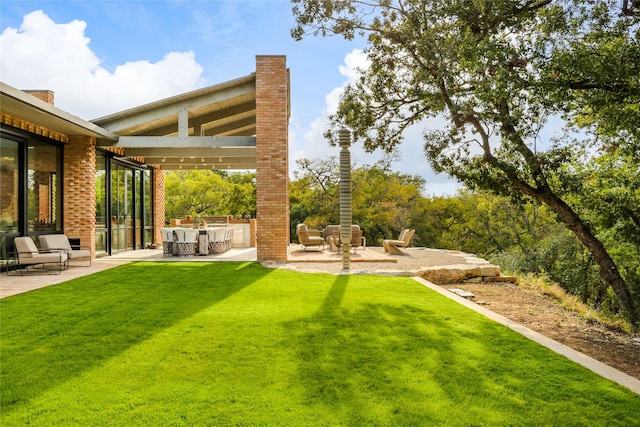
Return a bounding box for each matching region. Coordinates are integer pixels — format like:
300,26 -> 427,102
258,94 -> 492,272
160,228 -> 175,255
9,236 -> 68,275
39,234 -> 91,267
207,228 -> 226,254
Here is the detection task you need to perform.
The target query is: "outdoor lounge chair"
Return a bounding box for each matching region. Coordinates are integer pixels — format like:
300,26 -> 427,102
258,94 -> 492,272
296,223 -> 325,251
332,225 -> 366,252
39,234 -> 92,267
8,236 -> 68,275
323,225 -> 340,245
383,229 -> 415,255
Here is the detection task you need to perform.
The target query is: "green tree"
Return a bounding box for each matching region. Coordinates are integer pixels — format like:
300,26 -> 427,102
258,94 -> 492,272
351,164 -> 425,245
573,148 -> 640,303
290,158 -> 426,246
164,171 -> 256,222
291,0 -> 639,320
290,157 -> 340,238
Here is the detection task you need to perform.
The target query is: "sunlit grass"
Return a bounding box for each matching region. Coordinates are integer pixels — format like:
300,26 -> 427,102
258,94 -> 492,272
1,262 -> 638,426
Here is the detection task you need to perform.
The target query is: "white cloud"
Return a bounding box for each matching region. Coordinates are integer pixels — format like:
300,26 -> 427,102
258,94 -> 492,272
0,10 -> 204,119
1,11 -> 461,195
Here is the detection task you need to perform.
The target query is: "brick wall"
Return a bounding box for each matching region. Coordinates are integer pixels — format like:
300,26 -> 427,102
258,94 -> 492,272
24,90 -> 54,105
64,136 -> 96,257
255,55 -> 290,261
152,167 -> 165,244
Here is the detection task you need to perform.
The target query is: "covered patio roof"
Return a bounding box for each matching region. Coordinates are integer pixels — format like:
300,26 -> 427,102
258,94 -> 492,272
92,74 -> 260,171
0,82 -> 118,141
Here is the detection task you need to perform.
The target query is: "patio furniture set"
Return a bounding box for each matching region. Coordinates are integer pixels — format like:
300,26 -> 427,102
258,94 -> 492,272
7,234 -> 91,276
160,227 -> 234,256
296,224 -> 415,255
296,224 -> 365,253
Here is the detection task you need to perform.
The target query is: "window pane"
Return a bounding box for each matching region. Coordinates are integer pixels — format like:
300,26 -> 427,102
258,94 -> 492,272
0,137 -> 19,232
126,168 -> 134,249
0,136 -> 19,261
95,154 -> 107,255
28,140 -> 61,232
144,169 -> 153,245
112,165 -> 126,252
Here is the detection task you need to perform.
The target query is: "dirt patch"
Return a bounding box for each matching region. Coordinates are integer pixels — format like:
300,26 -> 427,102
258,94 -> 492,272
452,282 -> 640,380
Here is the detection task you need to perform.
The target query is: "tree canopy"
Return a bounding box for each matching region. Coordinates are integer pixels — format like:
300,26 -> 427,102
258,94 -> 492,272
291,0 -> 640,320
164,170 -> 256,221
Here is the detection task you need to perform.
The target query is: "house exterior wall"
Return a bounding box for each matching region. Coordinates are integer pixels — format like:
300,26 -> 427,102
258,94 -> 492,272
4,55 -> 290,261
64,135 -> 96,256
255,55 -> 290,262
152,166 -> 165,245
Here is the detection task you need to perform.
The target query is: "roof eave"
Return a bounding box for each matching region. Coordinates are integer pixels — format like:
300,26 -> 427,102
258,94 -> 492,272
0,82 -> 119,141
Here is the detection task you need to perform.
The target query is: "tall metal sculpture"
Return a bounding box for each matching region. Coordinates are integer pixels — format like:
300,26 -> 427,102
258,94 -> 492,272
338,129 -> 352,271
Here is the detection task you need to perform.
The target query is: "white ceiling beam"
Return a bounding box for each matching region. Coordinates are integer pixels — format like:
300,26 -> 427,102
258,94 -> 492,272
153,157 -> 255,165
178,109 -> 189,138
124,147 -> 255,158
156,160 -> 257,170
94,80 -> 255,133
103,135 -> 255,148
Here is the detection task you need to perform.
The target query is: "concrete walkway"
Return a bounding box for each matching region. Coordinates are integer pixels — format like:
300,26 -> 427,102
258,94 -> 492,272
1,246 -> 638,395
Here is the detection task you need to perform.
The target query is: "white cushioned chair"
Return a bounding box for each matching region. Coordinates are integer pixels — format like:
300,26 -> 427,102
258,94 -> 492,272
9,236 -> 68,275
39,234 -> 92,267
160,228 -> 175,255
175,228 -> 198,256
206,228 -> 226,254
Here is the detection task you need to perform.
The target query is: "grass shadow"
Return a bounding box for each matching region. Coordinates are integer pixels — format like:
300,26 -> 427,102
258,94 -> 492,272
281,275 -> 639,425
2,268 -> 638,425
0,261 -> 270,411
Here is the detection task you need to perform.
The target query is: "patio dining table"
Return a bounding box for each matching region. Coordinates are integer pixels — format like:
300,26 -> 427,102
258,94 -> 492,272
165,227 -> 228,256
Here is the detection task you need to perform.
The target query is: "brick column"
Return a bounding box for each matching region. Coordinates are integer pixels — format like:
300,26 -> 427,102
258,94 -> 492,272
64,136 -> 96,257
255,55 -> 290,261
153,167 -> 165,244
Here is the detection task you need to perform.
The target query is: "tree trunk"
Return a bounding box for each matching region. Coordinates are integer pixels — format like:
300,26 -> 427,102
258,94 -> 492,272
488,102 -> 637,321
530,188 -> 637,321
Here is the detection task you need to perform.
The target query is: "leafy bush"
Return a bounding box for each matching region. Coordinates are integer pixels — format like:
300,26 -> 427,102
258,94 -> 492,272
489,231 -> 619,313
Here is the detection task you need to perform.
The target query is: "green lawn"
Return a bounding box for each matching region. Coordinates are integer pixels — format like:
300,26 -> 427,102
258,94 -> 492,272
1,262 -> 638,426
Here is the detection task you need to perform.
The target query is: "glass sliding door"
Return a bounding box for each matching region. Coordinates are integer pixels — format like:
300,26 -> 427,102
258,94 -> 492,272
143,169 -> 153,246
111,164 -> 126,252
0,130 -> 63,264
95,154 -> 107,255
98,152 -> 153,255
0,136 -> 20,262
134,170 -> 144,248
125,168 -> 135,250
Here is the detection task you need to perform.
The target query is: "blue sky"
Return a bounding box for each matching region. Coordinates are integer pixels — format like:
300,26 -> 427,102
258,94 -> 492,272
0,0 -> 462,195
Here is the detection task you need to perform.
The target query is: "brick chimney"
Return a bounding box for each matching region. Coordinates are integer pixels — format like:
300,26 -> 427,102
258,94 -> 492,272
24,90 -> 54,105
